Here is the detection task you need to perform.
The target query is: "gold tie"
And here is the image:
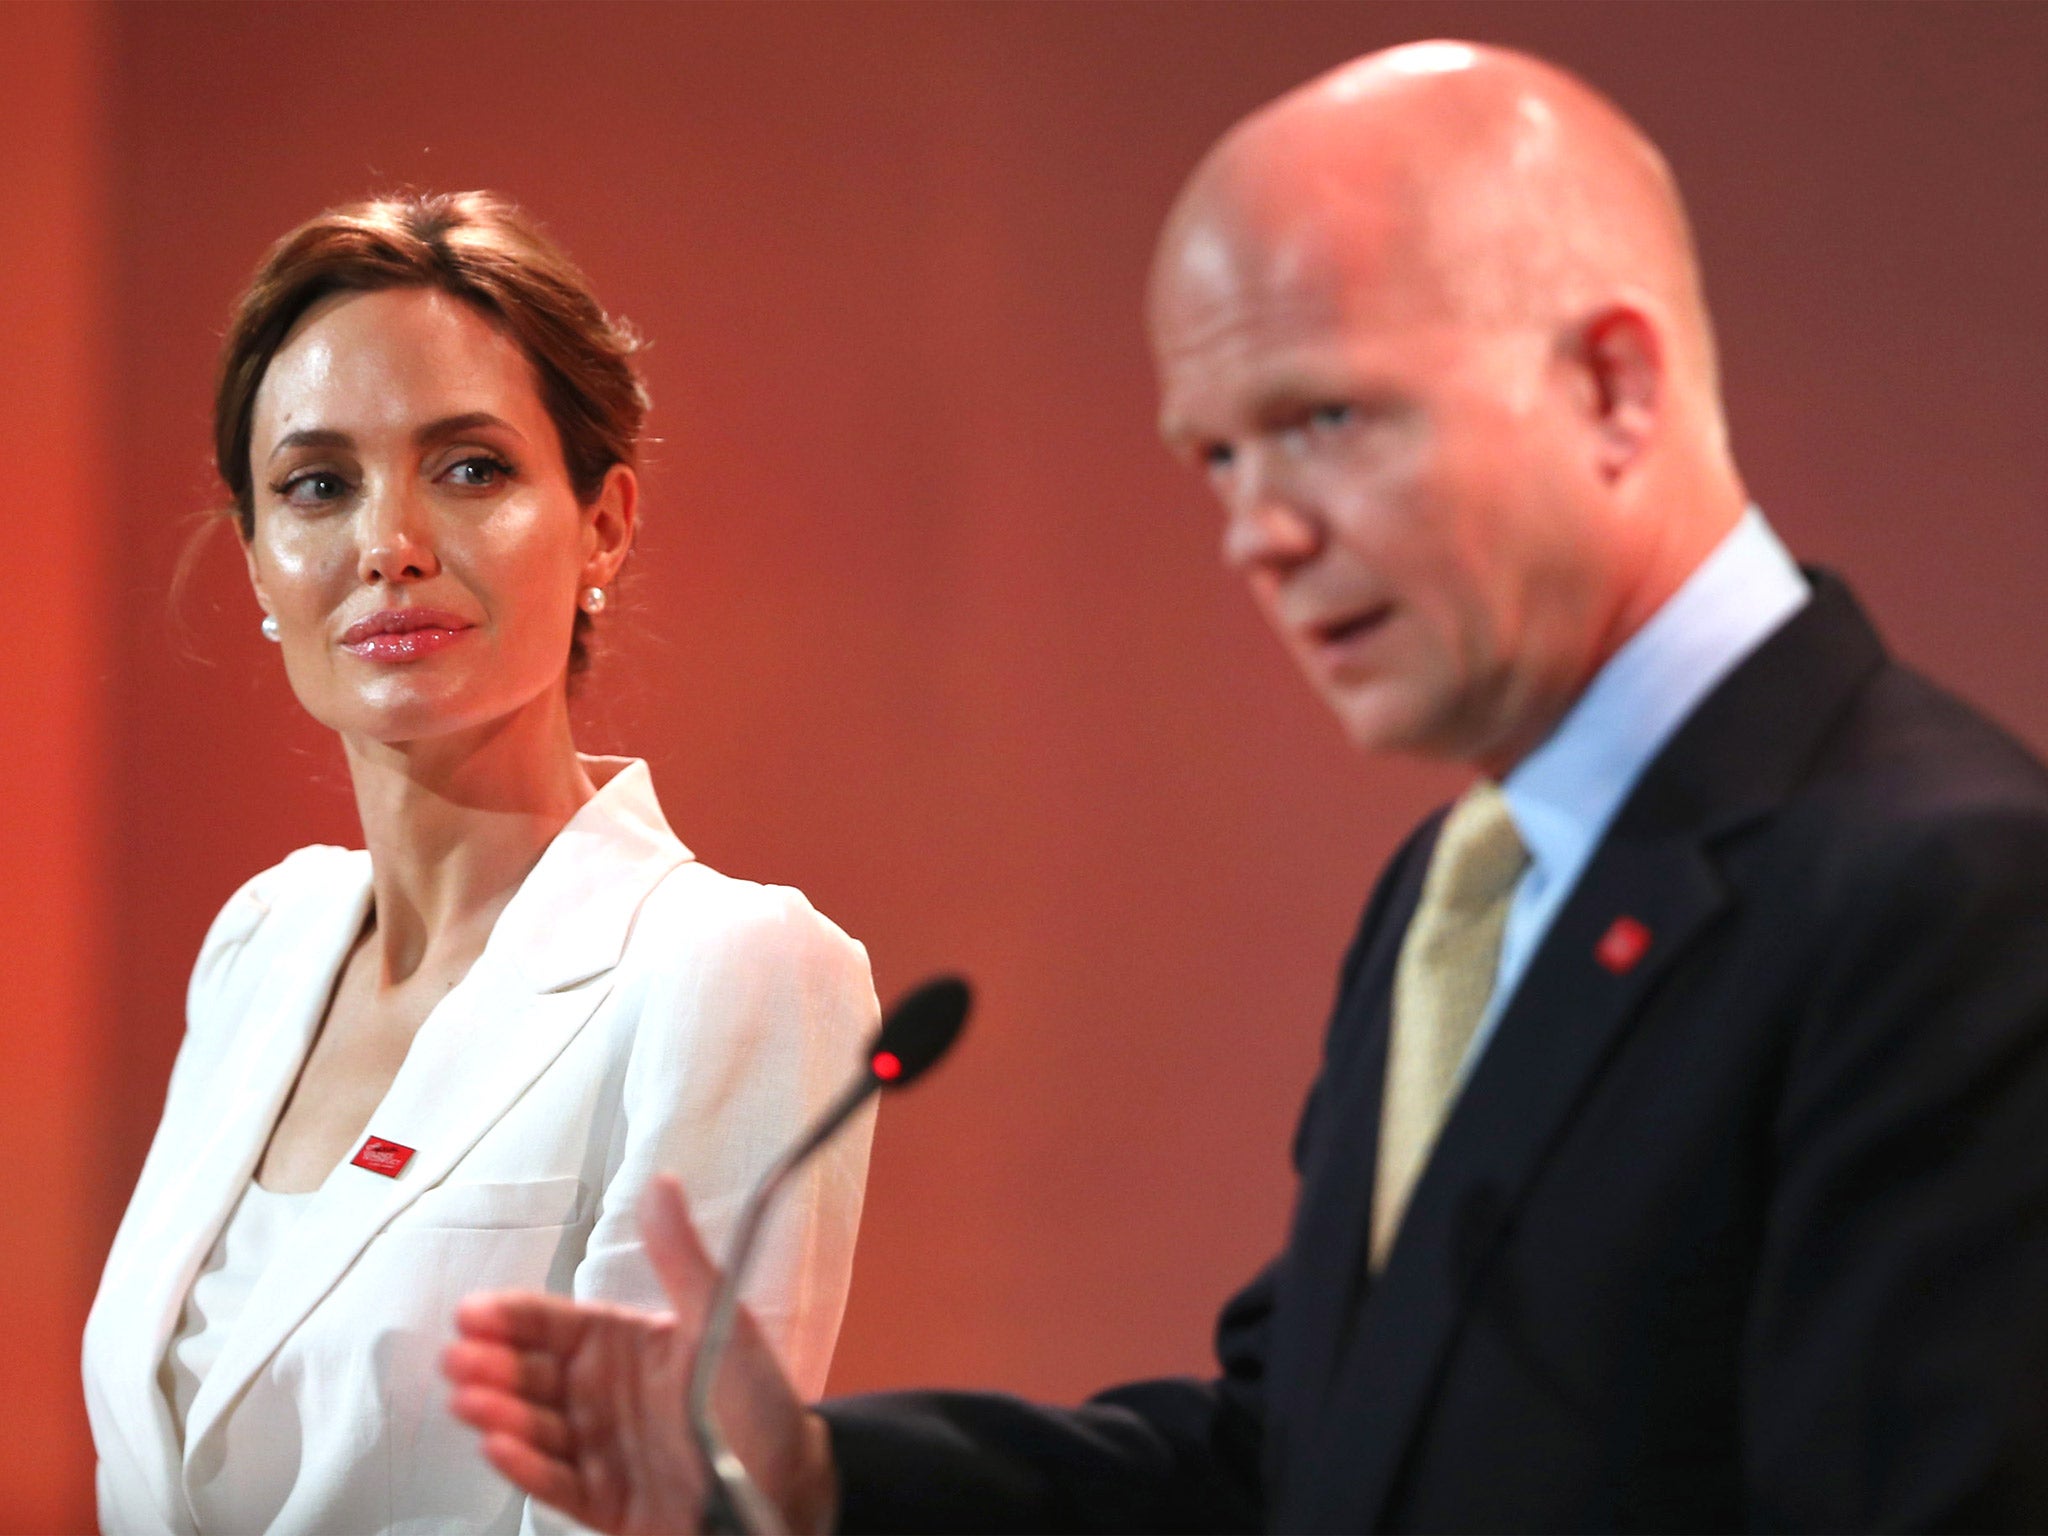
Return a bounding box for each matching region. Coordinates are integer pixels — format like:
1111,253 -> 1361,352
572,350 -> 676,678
1371,780 -> 1528,1270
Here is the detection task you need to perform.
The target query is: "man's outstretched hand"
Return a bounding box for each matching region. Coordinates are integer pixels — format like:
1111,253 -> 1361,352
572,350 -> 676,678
442,1175 -> 838,1535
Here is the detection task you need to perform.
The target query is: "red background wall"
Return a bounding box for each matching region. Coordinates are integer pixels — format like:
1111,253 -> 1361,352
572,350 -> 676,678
5,3 -> 2044,1528
0,3 -> 109,1530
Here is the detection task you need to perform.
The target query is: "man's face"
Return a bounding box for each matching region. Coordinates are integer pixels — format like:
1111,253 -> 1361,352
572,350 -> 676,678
1152,216 -> 1616,772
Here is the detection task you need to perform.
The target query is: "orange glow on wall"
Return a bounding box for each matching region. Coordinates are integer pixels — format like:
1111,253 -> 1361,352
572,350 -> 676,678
3,6 -> 2044,1529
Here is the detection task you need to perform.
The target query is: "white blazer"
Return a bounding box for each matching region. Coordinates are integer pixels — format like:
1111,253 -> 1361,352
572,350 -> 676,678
83,758 -> 878,1535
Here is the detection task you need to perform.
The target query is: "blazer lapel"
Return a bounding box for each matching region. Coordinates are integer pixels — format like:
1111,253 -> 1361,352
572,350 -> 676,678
176,969 -> 619,1466
180,758 -> 692,1473
99,863 -> 368,1517
1295,573 -> 1888,1531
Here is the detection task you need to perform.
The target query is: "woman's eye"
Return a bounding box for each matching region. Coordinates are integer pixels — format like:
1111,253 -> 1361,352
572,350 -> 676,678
276,470 -> 349,507
1309,403 -> 1354,430
445,454 -> 513,489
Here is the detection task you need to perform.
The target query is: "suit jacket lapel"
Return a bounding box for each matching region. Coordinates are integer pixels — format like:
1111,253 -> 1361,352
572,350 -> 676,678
180,758 -> 692,1474
1292,574 -> 1887,1531
1263,821 -> 1429,1471
1316,830 -> 1727,1530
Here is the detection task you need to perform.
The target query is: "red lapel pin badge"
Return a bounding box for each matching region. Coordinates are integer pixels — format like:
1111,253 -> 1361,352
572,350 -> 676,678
1594,915 -> 1653,975
351,1136 -> 416,1178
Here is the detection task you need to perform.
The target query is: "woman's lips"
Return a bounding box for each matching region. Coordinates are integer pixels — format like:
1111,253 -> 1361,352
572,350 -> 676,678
339,609 -> 476,663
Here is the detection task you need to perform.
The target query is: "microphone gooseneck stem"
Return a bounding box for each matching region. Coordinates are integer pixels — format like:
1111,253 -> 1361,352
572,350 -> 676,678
690,1072 -> 879,1536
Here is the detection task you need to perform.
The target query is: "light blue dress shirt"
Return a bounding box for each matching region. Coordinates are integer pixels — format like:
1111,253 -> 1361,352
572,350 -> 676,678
1462,506 -> 1811,1077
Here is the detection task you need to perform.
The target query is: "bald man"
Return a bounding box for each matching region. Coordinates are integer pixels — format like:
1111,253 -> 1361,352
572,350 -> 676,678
445,43 -> 2048,1533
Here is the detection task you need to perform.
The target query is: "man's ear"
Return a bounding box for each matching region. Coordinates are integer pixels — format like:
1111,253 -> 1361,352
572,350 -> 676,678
1574,304 -> 1664,482
582,463 -> 640,590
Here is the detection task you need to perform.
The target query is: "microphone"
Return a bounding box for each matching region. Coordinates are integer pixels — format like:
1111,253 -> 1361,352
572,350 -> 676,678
689,975 -> 972,1536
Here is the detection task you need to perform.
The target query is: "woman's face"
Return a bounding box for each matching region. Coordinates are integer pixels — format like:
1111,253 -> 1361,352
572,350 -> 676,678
244,286 -> 634,746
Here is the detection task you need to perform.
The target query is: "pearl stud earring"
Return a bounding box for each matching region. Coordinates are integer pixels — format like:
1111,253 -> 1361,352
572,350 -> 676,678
261,614 -> 281,642
579,586 -> 608,615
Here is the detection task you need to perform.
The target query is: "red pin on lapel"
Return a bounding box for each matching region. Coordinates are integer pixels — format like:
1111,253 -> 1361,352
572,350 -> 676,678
351,1136 -> 416,1178
1594,915 -> 1653,975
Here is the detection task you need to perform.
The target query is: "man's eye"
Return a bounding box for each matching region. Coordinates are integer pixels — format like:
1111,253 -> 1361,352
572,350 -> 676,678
1309,403 -> 1353,430
275,470 -> 349,506
1202,442 -> 1237,472
445,454 -> 513,489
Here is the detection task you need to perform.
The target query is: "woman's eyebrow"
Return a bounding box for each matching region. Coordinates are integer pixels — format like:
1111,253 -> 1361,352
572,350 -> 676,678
267,427 -> 352,460
415,411 -> 525,447
266,413 -> 527,463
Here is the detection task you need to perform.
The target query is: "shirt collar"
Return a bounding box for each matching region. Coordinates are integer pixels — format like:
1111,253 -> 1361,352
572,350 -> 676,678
1502,506 -> 1810,894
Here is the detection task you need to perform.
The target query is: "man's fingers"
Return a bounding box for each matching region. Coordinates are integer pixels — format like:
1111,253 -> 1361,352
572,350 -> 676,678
442,1338 -> 566,1406
479,1431 -> 592,1523
448,1384 -> 576,1459
637,1173 -> 718,1319
456,1289 -> 594,1354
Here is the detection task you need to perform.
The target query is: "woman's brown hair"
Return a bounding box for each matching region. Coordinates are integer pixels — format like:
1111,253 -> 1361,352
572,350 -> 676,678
213,190 -> 648,674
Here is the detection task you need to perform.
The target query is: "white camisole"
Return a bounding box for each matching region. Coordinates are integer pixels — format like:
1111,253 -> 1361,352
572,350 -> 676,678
159,1181 -> 315,1440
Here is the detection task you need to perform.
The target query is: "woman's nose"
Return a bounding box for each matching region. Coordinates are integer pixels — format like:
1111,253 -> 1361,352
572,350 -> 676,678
356,485 -> 441,585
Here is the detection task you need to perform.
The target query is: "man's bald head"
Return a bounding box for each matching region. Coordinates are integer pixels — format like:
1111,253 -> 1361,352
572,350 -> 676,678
1154,41 -> 1721,430
1149,42 -> 1749,772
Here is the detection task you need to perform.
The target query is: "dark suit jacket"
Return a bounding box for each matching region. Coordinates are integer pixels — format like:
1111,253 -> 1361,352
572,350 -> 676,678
823,575 -> 2048,1532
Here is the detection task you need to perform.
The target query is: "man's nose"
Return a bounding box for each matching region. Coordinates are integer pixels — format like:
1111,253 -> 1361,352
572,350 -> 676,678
1220,456 -> 1320,573
357,482 -> 441,586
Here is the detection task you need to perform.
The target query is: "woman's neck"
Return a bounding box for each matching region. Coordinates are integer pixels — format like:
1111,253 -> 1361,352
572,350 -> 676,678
341,690 -> 595,987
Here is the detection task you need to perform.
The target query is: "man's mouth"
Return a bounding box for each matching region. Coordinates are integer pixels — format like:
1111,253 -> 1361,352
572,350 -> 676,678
1306,604 -> 1393,650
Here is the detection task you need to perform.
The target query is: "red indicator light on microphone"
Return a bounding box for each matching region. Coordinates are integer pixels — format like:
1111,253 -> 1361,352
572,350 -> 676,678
871,1050 -> 903,1083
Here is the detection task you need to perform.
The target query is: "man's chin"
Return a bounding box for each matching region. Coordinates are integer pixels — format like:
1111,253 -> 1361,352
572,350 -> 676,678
1328,689 -> 1500,771
1329,693 -> 1434,758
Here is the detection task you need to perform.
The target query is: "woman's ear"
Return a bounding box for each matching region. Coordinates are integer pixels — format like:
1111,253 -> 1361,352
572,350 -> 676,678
241,533 -> 274,622
581,463 -> 639,590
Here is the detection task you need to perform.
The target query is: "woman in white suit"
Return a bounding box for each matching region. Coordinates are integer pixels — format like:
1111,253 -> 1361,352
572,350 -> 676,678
83,192 -> 878,1535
